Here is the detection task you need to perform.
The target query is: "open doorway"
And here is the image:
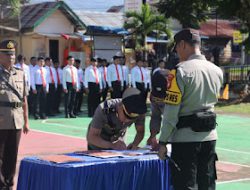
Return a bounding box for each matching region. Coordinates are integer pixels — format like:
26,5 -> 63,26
49,40 -> 59,62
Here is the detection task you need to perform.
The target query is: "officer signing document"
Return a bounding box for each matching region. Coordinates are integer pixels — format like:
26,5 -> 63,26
158,29 -> 223,190
87,88 -> 147,150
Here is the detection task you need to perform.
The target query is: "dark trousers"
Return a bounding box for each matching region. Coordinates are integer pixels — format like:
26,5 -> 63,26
46,84 -> 56,115
136,82 -> 146,103
0,130 -> 21,190
171,141 -> 217,190
87,82 -> 100,117
74,84 -> 84,114
28,89 -> 34,115
101,83 -> 108,102
111,81 -> 122,99
54,84 -> 62,112
33,85 -> 47,117
64,82 -> 76,116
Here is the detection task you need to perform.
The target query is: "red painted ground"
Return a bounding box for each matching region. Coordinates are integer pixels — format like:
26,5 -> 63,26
14,130 -> 88,189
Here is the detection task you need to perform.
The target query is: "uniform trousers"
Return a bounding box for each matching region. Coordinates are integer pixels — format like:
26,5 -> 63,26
28,89 -> 34,115
0,129 -> 21,190
87,82 -> 100,117
149,100 -> 165,134
54,84 -> 62,112
64,82 -> 76,116
33,85 -> 47,117
46,83 -> 56,115
111,81 -> 122,99
74,84 -> 84,114
170,140 -> 217,190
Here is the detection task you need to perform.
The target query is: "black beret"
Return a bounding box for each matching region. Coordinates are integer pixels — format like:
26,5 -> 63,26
151,70 -> 168,99
0,40 -> 16,54
122,88 -> 147,119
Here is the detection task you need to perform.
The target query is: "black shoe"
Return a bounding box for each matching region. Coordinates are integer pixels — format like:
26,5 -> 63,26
69,114 -> 76,118
65,114 -> 70,118
40,115 -> 48,120
34,115 -> 40,120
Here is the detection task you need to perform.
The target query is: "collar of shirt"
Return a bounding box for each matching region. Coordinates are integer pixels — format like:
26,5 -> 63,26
187,54 -> 206,61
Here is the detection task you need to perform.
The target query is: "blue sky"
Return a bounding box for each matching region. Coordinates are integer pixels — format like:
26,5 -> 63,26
30,0 -> 124,12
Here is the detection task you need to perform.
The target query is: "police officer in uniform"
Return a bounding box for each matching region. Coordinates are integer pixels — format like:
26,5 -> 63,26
87,88 -> 146,150
158,29 -> 223,190
0,40 -> 29,190
147,63 -> 169,150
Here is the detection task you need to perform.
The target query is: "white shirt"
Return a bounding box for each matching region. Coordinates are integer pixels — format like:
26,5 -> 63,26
62,65 -> 79,90
77,68 -> 84,87
15,63 -> 31,90
131,66 -> 147,88
122,65 -> 129,85
31,65 -> 49,92
55,67 -> 63,85
45,66 -> 58,88
144,67 -> 151,89
98,66 -> 108,88
107,63 -> 124,87
84,65 -> 102,89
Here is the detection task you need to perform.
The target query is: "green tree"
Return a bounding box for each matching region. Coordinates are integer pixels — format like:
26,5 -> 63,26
124,3 -> 171,57
157,0 -> 218,28
0,0 -> 29,15
217,0 -> 250,51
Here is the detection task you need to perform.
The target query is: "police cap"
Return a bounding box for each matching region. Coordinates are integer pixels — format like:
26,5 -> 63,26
122,88 -> 147,119
0,40 -> 16,54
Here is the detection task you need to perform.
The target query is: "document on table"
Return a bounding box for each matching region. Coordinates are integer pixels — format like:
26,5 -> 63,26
39,155 -> 83,163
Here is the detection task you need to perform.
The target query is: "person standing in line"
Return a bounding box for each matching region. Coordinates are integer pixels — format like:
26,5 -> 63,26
98,58 -> 109,102
31,57 -> 49,120
84,57 -> 102,117
158,29 -> 223,190
0,40 -> 29,190
27,57 -> 37,115
53,61 -> 63,114
74,59 -> 84,115
45,57 -> 57,116
121,56 -> 129,94
143,60 -> 151,103
131,58 -> 147,103
63,56 -> 79,118
107,54 -> 124,98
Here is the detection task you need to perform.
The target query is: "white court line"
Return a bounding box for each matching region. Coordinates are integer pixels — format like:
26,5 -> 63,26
219,161 -> 250,168
40,120 -> 88,130
217,178 -> 250,185
31,129 -> 85,140
217,147 -> 250,155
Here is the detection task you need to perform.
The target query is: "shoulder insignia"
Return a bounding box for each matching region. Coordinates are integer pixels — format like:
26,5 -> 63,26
164,69 -> 182,105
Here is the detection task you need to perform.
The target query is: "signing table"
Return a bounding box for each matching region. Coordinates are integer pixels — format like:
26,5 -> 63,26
17,151 -> 170,190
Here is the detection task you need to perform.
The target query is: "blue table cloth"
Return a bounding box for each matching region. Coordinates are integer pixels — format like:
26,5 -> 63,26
17,153 -> 170,190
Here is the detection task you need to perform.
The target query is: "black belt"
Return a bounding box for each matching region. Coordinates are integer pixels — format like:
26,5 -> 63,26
0,101 -> 23,108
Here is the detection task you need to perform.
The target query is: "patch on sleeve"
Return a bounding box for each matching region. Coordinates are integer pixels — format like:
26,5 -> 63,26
164,69 -> 182,105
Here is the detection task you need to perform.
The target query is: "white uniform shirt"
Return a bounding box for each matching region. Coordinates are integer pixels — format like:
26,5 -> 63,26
31,65 -> 49,92
77,68 -> 84,88
55,67 -> 63,86
98,66 -> 108,88
15,63 -> 31,90
131,66 -> 147,88
122,65 -> 129,86
144,67 -> 151,89
107,63 -> 124,87
62,65 -> 79,90
84,65 -> 102,89
45,66 -> 58,88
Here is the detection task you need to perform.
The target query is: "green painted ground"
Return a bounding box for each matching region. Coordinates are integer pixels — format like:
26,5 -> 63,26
28,114 -> 250,190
